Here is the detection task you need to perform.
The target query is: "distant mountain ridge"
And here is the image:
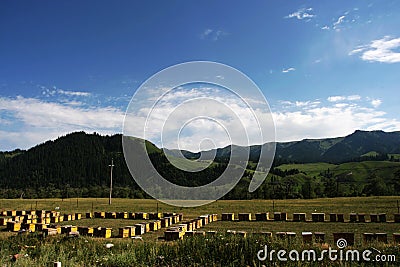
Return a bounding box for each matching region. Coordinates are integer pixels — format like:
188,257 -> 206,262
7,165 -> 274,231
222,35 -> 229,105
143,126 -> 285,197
165,130 -> 400,164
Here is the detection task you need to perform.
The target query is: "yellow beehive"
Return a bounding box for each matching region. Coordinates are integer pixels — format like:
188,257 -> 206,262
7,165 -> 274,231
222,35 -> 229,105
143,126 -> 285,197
178,224 -> 187,232
106,212 -> 116,219
61,225 -> 78,234
28,210 -> 36,216
94,212 -> 105,218
44,228 -> 58,236
238,213 -> 252,221
1,211 -> 7,216
63,214 -> 72,221
24,219 -> 32,224
7,221 -> 21,232
143,222 -> 150,232
0,217 -> 8,226
86,212 -> 93,219
149,221 -> 159,231
164,230 -> 184,241
16,210 -> 26,216
119,227 -> 130,238
35,223 -> 47,231
135,212 -> 149,220
70,214 -> 76,221
117,212 -> 128,219
124,226 -> 136,237
75,213 -> 82,220
149,212 -> 162,219
96,227 -> 112,238
78,226 -> 94,236
31,218 -> 37,224
7,210 -> 17,217
51,217 -> 59,223
161,218 -> 169,228
129,212 -> 135,219
199,215 -> 209,225
173,215 -> 179,224
22,223 -> 36,232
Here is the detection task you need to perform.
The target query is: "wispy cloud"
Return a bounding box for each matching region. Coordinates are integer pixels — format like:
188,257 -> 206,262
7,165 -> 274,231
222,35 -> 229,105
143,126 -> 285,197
0,96 -> 124,150
41,86 -> 91,97
282,67 -> 296,73
200,28 -> 228,41
327,95 -> 361,102
333,15 -> 346,30
371,99 -> 382,108
349,36 -> 400,63
285,7 -> 315,21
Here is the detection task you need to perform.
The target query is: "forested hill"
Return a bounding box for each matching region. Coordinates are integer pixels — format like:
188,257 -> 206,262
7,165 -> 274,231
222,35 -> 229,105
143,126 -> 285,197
1,130 -> 400,199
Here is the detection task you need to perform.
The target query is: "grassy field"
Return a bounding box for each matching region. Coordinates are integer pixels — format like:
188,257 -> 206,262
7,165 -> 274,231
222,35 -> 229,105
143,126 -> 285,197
1,197 -> 400,266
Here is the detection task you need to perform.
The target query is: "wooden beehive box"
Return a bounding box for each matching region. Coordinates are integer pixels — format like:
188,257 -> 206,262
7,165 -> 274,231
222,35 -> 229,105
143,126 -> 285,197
178,213 -> 184,222
255,213 -> 269,221
172,215 -> 179,224
7,221 -> 21,232
184,222 -> 193,231
16,210 -> 26,216
199,215 -> 209,225
221,213 -> 235,221
94,227 -> 112,238
119,227 -> 130,238
375,233 -> 387,243
117,212 -> 128,219
124,226 -> 136,237
94,211 -> 105,219
164,230 -> 184,241
135,212 -> 149,220
78,226 -> 94,236
0,217 -> 8,226
394,214 -> 400,223
1,211 -> 7,216
70,214 -> 76,221
349,213 -> 357,222
149,221 -> 159,231
7,210 -> 17,217
378,213 -> 387,222
134,224 -> 146,235
178,224 -> 187,232
63,214 -> 72,221
302,232 -> 313,243
358,213 -> 366,222
50,217 -> 59,224
106,212 -> 116,219
22,223 -> 35,232
393,233 -> 400,243
238,213 -> 252,221
44,228 -> 58,236
311,213 -> 325,222
329,213 -> 337,222
35,223 -> 47,231
75,213 -> 82,220
163,212 -> 176,217
149,212 -> 162,220
333,232 -> 354,246
61,225 -> 78,234
370,214 -> 378,223
129,212 -> 136,219
85,212 -> 93,219
161,218 -> 169,228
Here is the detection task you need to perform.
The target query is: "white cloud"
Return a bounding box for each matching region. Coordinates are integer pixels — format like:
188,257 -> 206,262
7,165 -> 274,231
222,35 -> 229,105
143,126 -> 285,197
0,96 -> 124,150
321,25 -> 330,30
349,36 -> 400,63
285,7 -> 315,20
327,95 -> 361,102
282,67 -> 296,73
200,28 -> 228,41
333,15 -> 346,30
371,99 -> 382,108
57,89 -> 91,97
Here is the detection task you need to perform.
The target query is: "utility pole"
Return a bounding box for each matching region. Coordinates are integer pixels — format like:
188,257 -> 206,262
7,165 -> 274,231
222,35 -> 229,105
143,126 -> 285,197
109,159 -> 114,205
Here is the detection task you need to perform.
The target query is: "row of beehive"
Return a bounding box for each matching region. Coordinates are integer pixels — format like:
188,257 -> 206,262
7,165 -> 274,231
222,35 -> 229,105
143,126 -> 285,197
0,213 -> 82,226
221,212 -> 399,223
164,214 -> 218,241
91,211 -> 183,221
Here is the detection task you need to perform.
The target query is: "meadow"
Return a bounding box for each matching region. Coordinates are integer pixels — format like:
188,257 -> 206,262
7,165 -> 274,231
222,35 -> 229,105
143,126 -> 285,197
1,197 -> 400,266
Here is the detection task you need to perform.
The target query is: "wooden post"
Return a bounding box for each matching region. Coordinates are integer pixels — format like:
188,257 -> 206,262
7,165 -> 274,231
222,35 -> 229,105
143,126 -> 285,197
397,200 -> 399,213
109,159 -> 114,205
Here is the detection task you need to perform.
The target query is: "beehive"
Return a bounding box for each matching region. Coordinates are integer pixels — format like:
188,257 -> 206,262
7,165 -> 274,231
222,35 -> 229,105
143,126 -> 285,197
63,214 -> 72,221
70,214 -> 76,221
22,223 -> 35,232
143,222 -> 150,232
394,214 -> 400,223
337,214 -> 344,222
94,212 -> 105,219
86,212 -> 93,219
78,226 -> 94,236
280,212 -> 288,221
207,214 -> 213,223
41,217 -> 51,224
161,218 -> 169,228
329,213 -> 337,222
16,210 -> 26,216
275,232 -> 286,239
273,212 -> 281,221
7,210 -> 16,217
149,221 -> 159,231
184,222 -> 193,231
129,213 -> 136,219
238,213 -> 252,221
95,227 -> 112,238
363,233 -> 376,243
106,212 -> 116,219
44,228 -> 58,236
50,217 -> 59,224
226,230 -> 236,235
164,230 -> 184,241
314,232 -> 325,243
302,232 -> 313,243
0,217 -> 8,226
135,212 -> 149,220
163,212 -> 176,217
311,213 -> 325,222
178,213 -> 184,222
119,227 -> 130,238
58,216 -> 64,222
376,233 -> 388,243
1,211 -> 7,216
199,215 -> 209,225
378,213 -> 387,222
333,232 -> 354,246
172,215 -> 179,224
358,213 -> 366,223
61,225 -> 78,234
167,217 -> 173,225
293,213 -> 306,222
75,213 -> 82,220
286,232 -> 296,239
24,219 -> 32,224
349,213 -> 357,222
370,214 -> 378,223
134,224 -> 145,235
7,221 -> 21,232
150,212 -> 163,219
221,213 -> 235,221
255,213 -> 269,221
35,223 -> 47,231
124,226 -> 136,237
178,224 -> 187,232
195,218 -> 202,228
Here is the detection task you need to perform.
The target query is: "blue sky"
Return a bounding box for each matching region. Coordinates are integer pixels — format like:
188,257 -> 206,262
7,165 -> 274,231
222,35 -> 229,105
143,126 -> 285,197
1,0 -> 400,151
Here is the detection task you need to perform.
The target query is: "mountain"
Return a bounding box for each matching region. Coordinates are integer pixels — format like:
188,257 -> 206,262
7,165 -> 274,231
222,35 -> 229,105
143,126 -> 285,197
1,130 -> 400,199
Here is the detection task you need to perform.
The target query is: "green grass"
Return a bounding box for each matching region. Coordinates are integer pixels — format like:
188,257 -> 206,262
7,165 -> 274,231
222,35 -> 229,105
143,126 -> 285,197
2,197 -> 400,266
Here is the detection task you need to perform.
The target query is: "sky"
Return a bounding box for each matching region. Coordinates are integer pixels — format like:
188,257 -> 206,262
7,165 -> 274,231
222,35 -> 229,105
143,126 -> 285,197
1,0 -> 400,151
